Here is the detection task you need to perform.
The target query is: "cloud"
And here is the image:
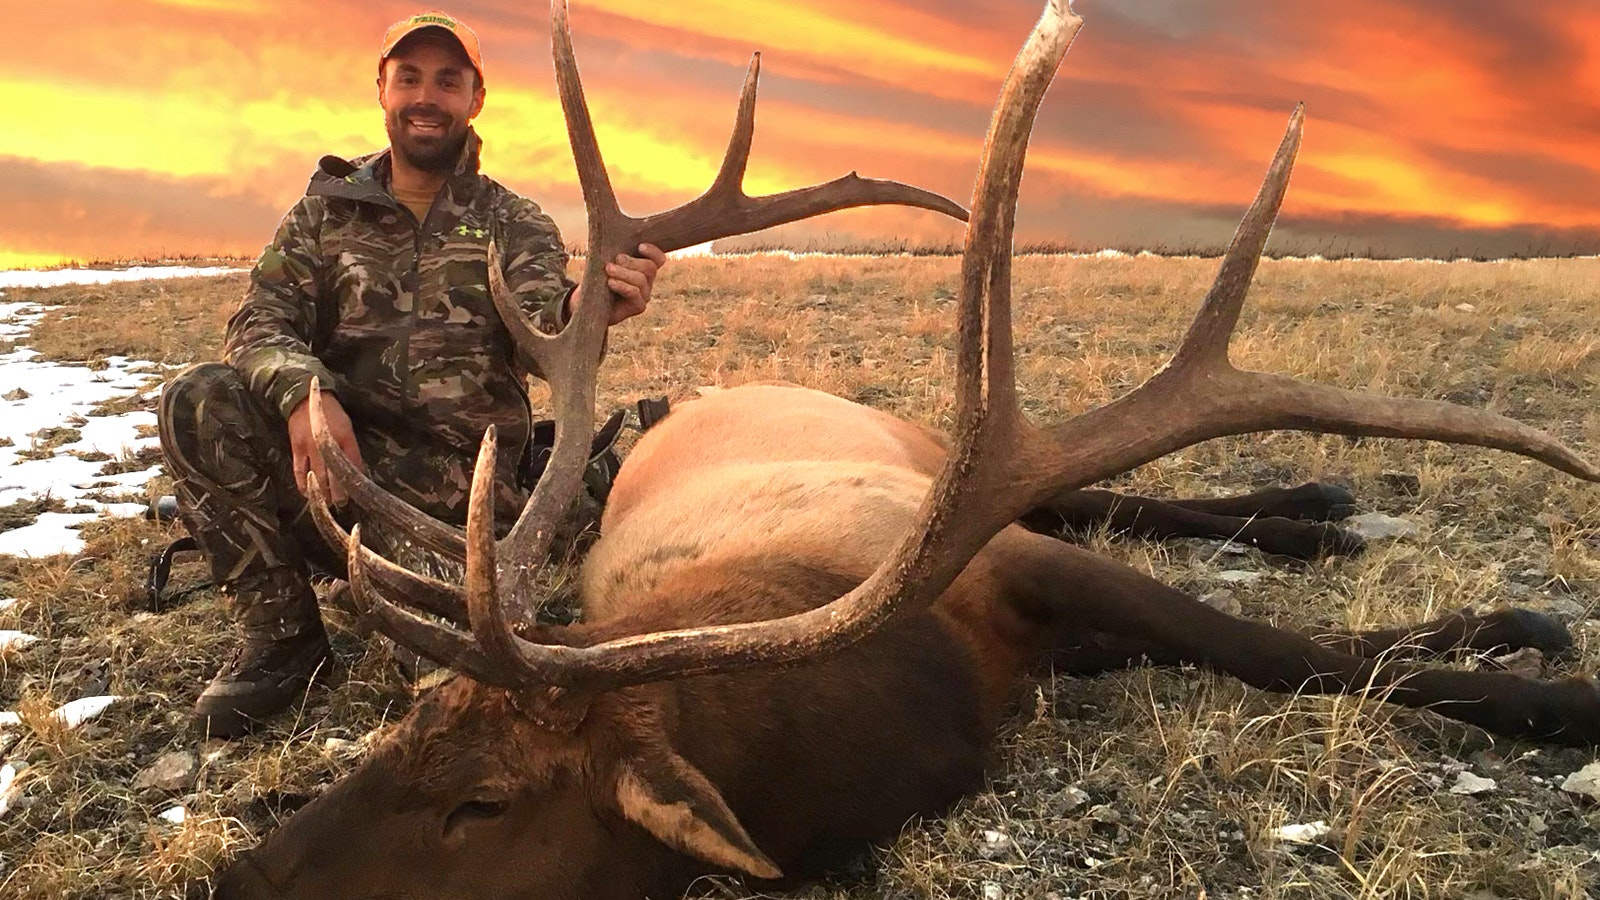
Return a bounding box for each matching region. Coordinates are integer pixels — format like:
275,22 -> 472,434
3,0 -> 1598,263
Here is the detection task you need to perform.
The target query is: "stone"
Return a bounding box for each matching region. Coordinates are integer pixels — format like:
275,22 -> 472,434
1216,570 -> 1263,585
1201,589 -> 1242,617
1490,647 -> 1545,679
1272,821 -> 1331,844
1344,513 -> 1421,541
133,751 -> 199,793
978,829 -> 1015,860
1448,771 -> 1497,795
1559,762 -> 1600,801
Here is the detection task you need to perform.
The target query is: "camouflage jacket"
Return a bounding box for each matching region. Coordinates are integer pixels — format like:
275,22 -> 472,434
225,128 -> 575,523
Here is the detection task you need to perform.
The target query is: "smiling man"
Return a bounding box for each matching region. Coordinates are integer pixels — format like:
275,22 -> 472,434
157,10 -> 667,739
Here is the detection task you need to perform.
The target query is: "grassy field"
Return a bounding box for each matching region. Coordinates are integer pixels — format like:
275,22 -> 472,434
1,254 -> 1597,898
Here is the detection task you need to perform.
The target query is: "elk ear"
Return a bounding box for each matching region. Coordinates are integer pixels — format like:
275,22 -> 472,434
611,751 -> 782,880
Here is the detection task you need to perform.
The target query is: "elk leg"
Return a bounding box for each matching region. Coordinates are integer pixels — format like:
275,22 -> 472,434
1162,482 -> 1357,522
998,529 -> 1600,744
1049,608 -> 1572,676
1020,487 -> 1365,559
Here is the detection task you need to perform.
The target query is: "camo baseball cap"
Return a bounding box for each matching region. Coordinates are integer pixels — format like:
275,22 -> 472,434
380,11 -> 485,84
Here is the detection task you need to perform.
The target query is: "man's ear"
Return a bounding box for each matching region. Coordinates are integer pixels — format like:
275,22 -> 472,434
610,750 -> 781,880
468,86 -> 485,120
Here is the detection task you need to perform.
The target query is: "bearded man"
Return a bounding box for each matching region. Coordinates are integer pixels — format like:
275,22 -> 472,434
158,10 -> 666,738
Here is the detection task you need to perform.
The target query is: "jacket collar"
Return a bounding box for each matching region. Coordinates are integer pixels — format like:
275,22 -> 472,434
307,127 -> 484,210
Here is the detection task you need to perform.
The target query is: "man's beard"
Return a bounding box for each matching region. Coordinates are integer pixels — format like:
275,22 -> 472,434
387,105 -> 467,173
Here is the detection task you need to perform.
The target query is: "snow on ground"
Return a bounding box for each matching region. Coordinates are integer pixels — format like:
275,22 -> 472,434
0,266 -> 239,557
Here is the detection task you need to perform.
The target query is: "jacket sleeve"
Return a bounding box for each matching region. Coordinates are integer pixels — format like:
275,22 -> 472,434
495,196 -> 587,381
223,198 -> 339,421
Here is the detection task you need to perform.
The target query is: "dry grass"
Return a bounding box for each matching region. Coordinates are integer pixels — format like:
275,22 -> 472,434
0,255 -> 1598,898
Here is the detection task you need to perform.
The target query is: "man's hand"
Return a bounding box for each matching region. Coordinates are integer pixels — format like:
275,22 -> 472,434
572,243 -> 667,326
287,391 -> 366,505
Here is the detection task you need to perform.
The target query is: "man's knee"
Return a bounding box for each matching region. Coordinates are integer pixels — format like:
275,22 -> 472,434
160,363 -> 248,430
159,363 -> 279,465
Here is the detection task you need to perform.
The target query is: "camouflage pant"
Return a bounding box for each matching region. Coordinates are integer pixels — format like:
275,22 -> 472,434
158,364 -> 350,590
157,363 -> 600,613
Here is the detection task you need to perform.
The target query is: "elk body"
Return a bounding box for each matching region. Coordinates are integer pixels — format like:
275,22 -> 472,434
214,2 -> 1600,897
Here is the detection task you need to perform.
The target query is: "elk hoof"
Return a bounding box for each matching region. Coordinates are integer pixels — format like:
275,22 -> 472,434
1500,608 -> 1574,654
1277,483 -> 1358,522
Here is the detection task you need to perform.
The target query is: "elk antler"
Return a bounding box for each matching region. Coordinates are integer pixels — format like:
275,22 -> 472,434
324,0 -> 1599,708
309,0 -> 968,691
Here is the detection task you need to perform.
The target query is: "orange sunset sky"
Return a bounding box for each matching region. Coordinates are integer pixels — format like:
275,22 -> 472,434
4,0 -> 1599,269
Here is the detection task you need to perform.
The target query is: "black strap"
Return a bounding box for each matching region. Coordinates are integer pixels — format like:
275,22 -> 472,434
636,396 -> 671,431
144,535 -> 203,611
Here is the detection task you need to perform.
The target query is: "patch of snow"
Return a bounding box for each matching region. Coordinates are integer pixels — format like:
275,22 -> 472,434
0,631 -> 40,651
0,512 -> 101,557
51,694 -> 122,729
0,266 -> 239,558
0,763 -> 19,816
0,265 -> 239,290
158,804 -> 188,825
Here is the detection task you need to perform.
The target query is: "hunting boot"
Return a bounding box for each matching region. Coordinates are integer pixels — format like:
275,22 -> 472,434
194,567 -> 330,739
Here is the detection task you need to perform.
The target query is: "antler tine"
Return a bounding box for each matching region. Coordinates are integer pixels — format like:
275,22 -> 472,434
307,383 -> 468,560
308,472 -> 471,625
1016,105 -> 1600,500
631,50 -> 969,255
709,54 -> 761,196
550,0 -> 623,238
345,524 -> 508,686
1171,104 -> 1303,371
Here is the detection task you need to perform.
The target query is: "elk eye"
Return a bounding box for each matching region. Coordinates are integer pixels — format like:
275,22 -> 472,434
446,798 -> 508,829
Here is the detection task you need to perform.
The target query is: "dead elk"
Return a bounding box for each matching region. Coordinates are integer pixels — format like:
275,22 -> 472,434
213,2 -> 1600,898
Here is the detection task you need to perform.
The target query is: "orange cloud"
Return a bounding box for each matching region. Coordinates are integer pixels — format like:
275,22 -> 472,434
3,0 -> 1597,267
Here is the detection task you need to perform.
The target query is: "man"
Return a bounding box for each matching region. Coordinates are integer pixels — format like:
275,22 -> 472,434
158,10 -> 666,738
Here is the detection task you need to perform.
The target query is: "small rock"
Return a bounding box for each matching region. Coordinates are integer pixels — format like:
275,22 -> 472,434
1532,598 -> 1586,623
1559,762 -> 1600,801
1087,804 -> 1123,825
1216,570 -> 1263,585
1490,647 -> 1545,679
1454,302 -> 1477,313
1529,813 -> 1547,834
1201,590 -> 1242,617
323,738 -> 359,756
1344,513 -> 1422,541
982,884 -> 1004,900
1449,771 -> 1497,795
1053,785 -> 1091,814
1272,820 -> 1331,844
978,829 -> 1014,860
133,751 -> 199,793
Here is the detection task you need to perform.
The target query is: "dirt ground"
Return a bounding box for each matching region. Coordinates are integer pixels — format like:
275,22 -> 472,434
0,254 -> 1597,898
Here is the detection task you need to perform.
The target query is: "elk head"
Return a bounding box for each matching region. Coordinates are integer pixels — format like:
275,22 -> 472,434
215,0 -> 1600,896
211,678 -> 781,899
